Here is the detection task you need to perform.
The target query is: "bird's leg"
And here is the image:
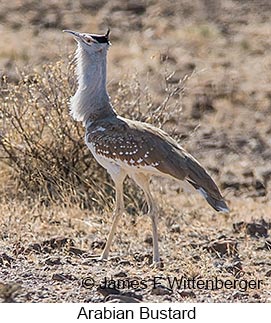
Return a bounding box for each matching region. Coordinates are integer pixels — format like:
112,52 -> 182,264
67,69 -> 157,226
145,190 -> 160,265
132,174 -> 161,265
100,173 -> 125,260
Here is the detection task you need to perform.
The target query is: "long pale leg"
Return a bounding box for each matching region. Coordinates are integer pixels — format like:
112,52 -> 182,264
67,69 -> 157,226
132,173 -> 160,265
100,171 -> 126,260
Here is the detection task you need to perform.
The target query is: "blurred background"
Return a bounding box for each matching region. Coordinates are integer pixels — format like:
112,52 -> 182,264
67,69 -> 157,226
1,0 -> 270,202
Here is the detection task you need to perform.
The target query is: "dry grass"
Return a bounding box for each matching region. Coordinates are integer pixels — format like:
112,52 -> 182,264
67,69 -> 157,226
0,59 -> 109,208
0,57 -> 183,211
0,0 -> 271,303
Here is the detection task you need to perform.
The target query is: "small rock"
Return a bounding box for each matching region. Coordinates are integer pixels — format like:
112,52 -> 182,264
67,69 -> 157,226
242,170 -> 254,178
232,291 -> 248,299
52,273 -> 76,282
265,270 -> 271,277
97,287 -> 121,297
233,220 -> 269,238
82,256 -> 103,265
151,284 -> 172,296
170,224 -> 181,233
122,292 -> 143,301
178,290 -> 196,298
114,271 -> 128,278
246,222 -> 268,238
52,273 -> 66,282
68,247 -> 87,256
45,257 -> 61,266
206,239 -> 238,256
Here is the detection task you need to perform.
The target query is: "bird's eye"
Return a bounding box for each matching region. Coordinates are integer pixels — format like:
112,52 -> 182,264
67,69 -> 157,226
85,38 -> 91,43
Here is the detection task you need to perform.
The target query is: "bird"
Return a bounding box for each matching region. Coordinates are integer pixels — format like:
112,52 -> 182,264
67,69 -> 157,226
63,29 -> 229,266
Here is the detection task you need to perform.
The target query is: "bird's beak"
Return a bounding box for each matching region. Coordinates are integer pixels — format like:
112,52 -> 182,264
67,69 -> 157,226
63,30 -> 82,40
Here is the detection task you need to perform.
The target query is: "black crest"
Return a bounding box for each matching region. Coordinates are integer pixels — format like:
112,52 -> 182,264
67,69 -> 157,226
91,29 -> 110,44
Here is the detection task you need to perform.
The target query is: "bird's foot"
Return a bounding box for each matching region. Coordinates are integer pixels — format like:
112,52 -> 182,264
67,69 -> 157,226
151,259 -> 163,269
99,251 -> 109,261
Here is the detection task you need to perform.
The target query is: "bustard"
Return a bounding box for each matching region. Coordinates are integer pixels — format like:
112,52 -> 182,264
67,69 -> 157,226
64,29 -> 229,266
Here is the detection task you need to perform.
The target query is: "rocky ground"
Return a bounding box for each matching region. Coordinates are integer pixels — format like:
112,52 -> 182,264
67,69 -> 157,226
0,0 -> 270,303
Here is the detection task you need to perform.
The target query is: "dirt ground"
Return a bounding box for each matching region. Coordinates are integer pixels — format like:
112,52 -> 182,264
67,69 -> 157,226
0,0 -> 270,303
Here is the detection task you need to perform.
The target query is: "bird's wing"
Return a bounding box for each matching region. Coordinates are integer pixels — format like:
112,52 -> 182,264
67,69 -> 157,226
87,116 -> 228,212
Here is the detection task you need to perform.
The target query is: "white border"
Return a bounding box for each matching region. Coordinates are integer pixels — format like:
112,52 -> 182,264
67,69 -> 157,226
1,303 -> 270,323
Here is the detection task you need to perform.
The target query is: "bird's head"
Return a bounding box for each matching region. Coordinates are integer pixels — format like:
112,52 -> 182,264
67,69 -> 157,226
63,29 -> 111,56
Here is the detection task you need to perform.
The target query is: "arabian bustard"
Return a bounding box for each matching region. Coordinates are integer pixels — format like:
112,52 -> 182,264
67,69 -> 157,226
64,29 -> 229,265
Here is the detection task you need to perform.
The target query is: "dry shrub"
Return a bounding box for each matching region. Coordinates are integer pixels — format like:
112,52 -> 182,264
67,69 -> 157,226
0,58 -> 185,210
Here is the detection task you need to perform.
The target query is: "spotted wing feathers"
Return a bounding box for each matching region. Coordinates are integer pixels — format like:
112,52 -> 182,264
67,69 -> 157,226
86,116 -> 229,212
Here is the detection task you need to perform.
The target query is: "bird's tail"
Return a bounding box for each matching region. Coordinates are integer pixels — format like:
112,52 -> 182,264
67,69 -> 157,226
186,179 -> 229,213
184,155 -> 229,213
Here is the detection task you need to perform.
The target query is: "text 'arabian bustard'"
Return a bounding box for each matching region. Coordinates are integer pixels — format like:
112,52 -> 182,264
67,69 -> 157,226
64,29 -> 229,266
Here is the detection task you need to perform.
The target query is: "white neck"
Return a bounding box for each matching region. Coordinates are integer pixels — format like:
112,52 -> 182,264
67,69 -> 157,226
70,44 -> 115,124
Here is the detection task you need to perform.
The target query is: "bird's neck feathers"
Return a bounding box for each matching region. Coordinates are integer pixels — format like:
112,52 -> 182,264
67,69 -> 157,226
70,44 -> 115,125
